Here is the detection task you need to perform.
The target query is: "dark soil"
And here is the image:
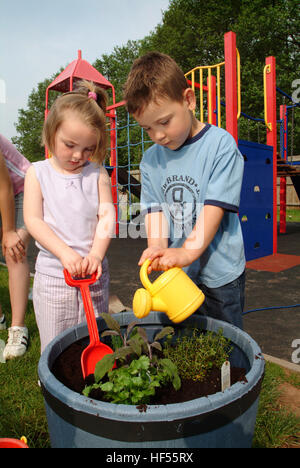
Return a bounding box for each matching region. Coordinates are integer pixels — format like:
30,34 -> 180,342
52,338 -> 247,405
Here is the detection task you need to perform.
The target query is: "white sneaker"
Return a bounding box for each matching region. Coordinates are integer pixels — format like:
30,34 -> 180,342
0,314 -> 6,330
3,326 -> 28,360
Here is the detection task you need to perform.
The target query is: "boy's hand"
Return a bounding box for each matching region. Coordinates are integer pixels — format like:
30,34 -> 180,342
154,247 -> 194,271
138,246 -> 165,273
82,254 -> 102,280
139,247 -> 195,272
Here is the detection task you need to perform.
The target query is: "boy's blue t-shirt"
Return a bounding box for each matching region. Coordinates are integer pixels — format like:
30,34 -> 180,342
140,124 -> 246,288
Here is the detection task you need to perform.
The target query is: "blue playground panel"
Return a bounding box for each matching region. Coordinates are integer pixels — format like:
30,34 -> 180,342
238,139 -> 274,261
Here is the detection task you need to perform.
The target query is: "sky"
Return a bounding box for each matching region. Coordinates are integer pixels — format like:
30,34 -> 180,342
0,0 -> 170,141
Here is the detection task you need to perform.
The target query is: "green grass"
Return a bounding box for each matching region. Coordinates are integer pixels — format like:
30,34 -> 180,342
0,266 -> 50,448
0,265 -> 299,448
277,207 -> 300,222
253,362 -> 300,448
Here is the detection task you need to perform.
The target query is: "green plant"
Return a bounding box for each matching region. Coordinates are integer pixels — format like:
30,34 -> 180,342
163,328 -> 232,382
82,313 -> 180,404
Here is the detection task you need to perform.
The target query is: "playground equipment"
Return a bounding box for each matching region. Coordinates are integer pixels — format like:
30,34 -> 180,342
44,32 -> 299,261
185,33 -> 277,261
132,259 -> 205,323
185,33 -> 299,259
278,101 -> 300,233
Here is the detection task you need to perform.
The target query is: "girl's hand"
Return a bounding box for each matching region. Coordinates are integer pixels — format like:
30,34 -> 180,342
60,248 -> 83,278
2,231 -> 26,262
82,254 -> 102,280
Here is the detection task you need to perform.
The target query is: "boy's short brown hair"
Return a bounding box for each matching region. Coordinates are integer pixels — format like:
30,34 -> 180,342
123,52 -> 188,115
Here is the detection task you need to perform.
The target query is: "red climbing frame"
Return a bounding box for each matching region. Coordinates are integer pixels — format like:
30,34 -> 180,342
265,56 -> 277,254
224,31 -> 238,143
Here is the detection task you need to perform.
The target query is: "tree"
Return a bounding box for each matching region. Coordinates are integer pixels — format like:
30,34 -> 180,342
141,0 -> 299,151
12,75 -> 59,162
93,40 -> 141,104
140,0 -> 240,69
13,0 -> 300,159
94,40 -> 147,167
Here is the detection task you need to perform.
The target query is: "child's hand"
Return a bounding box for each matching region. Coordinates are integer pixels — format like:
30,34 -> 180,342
153,248 -> 193,270
82,254 -> 102,280
138,246 -> 165,273
60,248 -> 83,278
2,231 -> 26,262
139,247 -> 193,272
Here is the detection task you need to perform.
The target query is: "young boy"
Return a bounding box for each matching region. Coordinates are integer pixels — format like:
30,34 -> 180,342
123,52 -> 245,329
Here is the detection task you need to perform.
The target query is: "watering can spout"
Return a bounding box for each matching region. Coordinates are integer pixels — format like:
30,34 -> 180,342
152,296 -> 168,313
132,287 -> 168,319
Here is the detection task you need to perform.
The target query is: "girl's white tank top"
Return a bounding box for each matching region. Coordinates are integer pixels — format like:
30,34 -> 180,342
33,159 -> 101,278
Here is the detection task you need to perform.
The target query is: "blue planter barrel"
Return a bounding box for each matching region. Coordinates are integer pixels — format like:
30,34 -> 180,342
38,312 -> 265,448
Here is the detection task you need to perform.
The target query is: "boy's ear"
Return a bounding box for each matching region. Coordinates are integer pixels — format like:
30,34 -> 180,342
183,88 -> 196,111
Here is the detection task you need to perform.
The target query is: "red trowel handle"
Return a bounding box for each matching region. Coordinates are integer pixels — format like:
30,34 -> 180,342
63,269 -> 99,344
63,269 -> 97,287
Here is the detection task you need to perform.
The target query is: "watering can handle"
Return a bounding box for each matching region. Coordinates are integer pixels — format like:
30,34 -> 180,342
140,259 -> 153,292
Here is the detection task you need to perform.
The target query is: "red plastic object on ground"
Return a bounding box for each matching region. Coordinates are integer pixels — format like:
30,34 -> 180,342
0,437 -> 28,448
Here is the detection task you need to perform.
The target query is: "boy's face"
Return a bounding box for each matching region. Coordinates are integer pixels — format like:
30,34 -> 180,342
133,89 -> 199,150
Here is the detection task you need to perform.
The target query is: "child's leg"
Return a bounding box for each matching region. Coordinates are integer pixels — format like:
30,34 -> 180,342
0,304 -> 6,329
5,228 -> 30,327
3,228 -> 30,359
196,270 -> 245,329
33,272 -> 82,354
34,260 -> 109,354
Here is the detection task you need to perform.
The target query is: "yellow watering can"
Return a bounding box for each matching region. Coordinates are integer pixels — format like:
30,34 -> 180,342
133,259 -> 205,323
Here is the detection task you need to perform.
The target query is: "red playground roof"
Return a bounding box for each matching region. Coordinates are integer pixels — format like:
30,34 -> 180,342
47,50 -> 113,92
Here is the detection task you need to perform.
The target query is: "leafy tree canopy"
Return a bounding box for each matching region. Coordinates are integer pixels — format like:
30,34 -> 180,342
13,0 -> 300,161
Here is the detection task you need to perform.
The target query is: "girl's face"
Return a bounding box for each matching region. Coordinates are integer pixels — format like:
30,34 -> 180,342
52,112 -> 97,174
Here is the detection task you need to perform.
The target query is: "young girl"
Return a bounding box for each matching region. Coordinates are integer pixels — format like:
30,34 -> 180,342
24,81 -> 115,353
0,134 -> 31,360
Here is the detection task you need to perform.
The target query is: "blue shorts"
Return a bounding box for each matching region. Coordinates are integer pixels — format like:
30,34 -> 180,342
0,192 -> 27,231
196,270 -> 245,329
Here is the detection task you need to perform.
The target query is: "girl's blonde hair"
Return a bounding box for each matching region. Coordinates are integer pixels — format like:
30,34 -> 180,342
43,80 -> 108,164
